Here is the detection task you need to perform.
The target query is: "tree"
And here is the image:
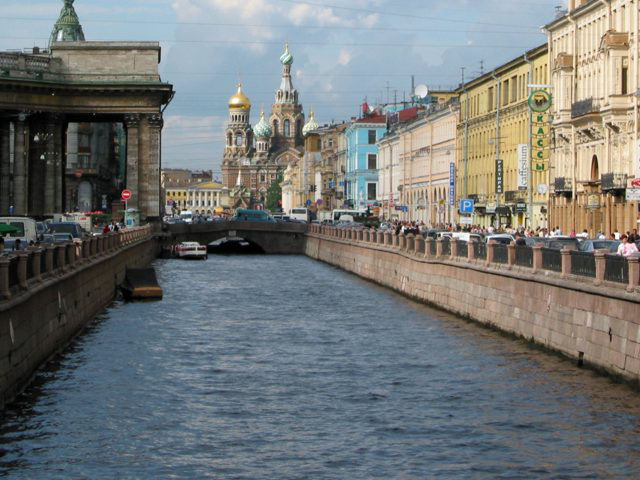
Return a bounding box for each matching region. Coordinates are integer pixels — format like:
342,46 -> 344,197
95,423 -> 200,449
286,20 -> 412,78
266,168 -> 284,212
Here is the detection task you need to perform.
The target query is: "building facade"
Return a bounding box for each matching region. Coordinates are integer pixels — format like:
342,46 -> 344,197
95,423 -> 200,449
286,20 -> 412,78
456,44 -> 549,229
545,0 -> 640,235
345,115 -> 387,209
379,102 -> 458,225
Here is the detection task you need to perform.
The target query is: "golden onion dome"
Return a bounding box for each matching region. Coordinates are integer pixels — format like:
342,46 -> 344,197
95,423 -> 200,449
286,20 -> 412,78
229,83 -> 251,111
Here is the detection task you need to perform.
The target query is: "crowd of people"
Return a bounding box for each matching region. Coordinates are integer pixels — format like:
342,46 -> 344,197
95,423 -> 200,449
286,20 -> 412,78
375,219 -> 640,257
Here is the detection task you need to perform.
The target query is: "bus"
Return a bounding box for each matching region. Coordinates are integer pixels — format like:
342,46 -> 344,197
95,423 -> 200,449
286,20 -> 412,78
179,210 -> 193,223
289,208 -> 309,222
331,209 -> 367,222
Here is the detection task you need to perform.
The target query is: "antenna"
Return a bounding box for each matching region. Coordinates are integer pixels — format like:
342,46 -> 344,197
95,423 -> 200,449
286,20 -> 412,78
414,84 -> 429,99
480,60 -> 484,75
460,67 -> 465,85
385,81 -> 391,104
393,89 -> 397,105
411,75 -> 415,97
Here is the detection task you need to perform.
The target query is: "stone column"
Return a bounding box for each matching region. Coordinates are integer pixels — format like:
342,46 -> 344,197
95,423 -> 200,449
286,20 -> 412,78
425,238 -> 435,257
532,245 -> 543,274
560,248 -> 571,277
399,233 -> 406,250
406,234 -> 415,252
54,120 -> 64,213
468,240 -> 476,262
56,245 -> 67,272
66,243 -> 76,268
451,238 -> 458,258
13,117 -> 28,215
17,253 -> 28,289
486,241 -> 495,266
370,229 -> 377,244
384,231 -> 392,245
627,256 -> 639,292
43,117 -> 56,214
377,231 -> 383,243
507,243 -> 516,267
124,114 -> 141,210
139,114 -> 163,222
436,238 -> 443,256
31,248 -> 42,281
45,245 -> 55,274
392,234 -> 398,247
0,257 -> 10,299
0,119 -> 10,214
364,229 -> 370,242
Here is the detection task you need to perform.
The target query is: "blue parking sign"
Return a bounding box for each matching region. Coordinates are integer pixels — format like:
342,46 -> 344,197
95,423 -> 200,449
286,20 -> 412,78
459,199 -> 474,214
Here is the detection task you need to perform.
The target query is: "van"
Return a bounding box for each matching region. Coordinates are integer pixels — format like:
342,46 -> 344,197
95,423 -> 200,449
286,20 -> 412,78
0,217 -> 37,244
232,209 -> 276,223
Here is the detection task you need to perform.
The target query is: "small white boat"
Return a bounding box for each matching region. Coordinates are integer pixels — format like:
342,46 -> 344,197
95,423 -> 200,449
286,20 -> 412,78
174,242 -> 208,260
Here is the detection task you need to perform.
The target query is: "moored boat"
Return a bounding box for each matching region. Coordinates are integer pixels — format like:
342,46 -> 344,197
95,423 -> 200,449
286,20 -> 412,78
175,242 -> 208,260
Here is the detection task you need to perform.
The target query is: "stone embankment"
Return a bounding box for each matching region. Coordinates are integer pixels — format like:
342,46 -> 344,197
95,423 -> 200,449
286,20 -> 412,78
0,226 -> 158,408
306,225 -> 640,383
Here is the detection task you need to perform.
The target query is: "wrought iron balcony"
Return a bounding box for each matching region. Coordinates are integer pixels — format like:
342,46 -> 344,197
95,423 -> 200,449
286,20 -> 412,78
504,190 -> 518,202
601,173 -> 626,191
554,177 -> 573,193
571,98 -> 600,119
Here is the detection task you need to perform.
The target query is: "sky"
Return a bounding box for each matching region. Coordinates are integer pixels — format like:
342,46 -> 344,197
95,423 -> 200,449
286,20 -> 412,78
0,0 -> 565,176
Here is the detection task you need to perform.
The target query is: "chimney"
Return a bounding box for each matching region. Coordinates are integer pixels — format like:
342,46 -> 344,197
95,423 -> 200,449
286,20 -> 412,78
567,0 -> 575,10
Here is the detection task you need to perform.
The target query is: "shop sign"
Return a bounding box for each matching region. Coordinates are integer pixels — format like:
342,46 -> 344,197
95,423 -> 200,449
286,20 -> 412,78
516,202 -> 527,213
626,188 -> 640,201
587,194 -> 601,209
460,216 -> 473,225
528,89 -> 552,112
495,160 -> 503,194
449,162 -> 455,206
531,113 -> 550,168
486,202 -> 497,213
631,178 -> 640,188
517,144 -> 528,190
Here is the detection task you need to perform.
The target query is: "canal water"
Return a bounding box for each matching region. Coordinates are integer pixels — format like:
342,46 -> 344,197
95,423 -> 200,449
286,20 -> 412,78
1,256 -> 640,479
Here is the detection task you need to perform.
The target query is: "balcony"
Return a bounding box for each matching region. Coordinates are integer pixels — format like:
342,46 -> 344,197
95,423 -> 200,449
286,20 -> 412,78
601,173 -> 626,191
554,177 -> 573,194
571,98 -> 600,119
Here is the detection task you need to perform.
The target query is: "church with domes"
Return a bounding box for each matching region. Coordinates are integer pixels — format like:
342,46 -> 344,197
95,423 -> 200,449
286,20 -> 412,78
221,44 -> 313,209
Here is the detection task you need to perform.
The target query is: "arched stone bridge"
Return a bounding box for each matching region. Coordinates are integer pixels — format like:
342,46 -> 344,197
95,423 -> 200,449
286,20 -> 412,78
164,221 -> 308,254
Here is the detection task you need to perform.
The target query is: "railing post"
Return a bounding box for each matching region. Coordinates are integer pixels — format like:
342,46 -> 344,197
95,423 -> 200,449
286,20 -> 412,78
486,241 -> 495,266
17,253 -> 28,289
90,237 -> 97,257
0,257 -> 10,299
627,256 -> 639,292
406,233 -> 414,252
392,233 -> 398,247
415,235 -> 424,256
66,242 -> 76,269
507,242 -> 516,267
468,239 -> 476,262
560,247 -> 571,277
45,245 -> 55,274
425,238 -> 435,258
450,238 -> 458,258
31,248 -> 42,281
370,229 -> 377,244
362,229 -> 369,242
436,238 -> 443,257
399,233 -> 406,250
532,244 -> 543,273
377,231 -> 384,244
82,239 -> 90,261
56,244 -> 67,272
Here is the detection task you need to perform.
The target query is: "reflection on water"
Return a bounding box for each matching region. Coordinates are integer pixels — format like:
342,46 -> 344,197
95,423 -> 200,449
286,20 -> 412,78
1,255 -> 640,479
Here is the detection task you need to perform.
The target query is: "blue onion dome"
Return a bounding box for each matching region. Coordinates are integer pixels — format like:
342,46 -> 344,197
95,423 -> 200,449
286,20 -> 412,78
253,111 -> 272,138
302,111 -> 318,136
280,43 -> 293,65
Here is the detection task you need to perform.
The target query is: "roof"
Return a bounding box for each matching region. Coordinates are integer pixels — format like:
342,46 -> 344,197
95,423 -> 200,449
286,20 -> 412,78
354,114 -> 386,124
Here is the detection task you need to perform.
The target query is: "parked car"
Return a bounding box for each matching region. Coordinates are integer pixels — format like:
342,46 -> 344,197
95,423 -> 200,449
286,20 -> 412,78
543,236 -> 580,250
578,239 -> 620,253
485,234 -> 514,245
0,216 -> 38,244
46,222 -> 88,239
42,233 -> 74,244
232,209 -> 276,223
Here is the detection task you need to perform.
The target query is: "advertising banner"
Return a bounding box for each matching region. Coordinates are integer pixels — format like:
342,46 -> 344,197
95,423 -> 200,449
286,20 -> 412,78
517,144 -> 528,190
449,162 -> 455,206
495,159 -> 503,194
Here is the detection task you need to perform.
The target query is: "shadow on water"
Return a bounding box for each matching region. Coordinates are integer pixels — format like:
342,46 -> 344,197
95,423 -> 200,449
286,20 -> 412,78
207,238 -> 265,255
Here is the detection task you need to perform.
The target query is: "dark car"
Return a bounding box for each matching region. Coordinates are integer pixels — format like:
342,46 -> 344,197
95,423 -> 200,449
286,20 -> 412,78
540,237 -> 580,250
46,222 -> 88,239
578,239 -> 620,253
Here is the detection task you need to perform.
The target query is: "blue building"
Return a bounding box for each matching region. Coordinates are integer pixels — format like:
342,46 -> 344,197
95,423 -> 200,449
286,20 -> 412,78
345,115 -> 387,209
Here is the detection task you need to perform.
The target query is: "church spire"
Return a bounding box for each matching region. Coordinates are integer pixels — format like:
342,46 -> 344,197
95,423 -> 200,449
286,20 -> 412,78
275,43 -> 298,105
50,0 -> 85,47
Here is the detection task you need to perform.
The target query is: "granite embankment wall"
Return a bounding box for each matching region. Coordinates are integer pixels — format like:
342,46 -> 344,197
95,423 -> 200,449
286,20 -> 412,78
305,229 -> 640,383
0,227 -> 159,408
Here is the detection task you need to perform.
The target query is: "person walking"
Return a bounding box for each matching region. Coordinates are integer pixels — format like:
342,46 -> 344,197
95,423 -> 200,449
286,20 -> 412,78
616,235 -> 639,257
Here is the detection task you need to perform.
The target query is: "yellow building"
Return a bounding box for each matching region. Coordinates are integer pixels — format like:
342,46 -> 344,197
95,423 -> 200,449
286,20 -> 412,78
456,44 -> 549,229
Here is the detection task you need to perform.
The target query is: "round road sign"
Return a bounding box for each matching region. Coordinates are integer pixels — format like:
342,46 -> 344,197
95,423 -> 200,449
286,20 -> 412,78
121,189 -> 132,201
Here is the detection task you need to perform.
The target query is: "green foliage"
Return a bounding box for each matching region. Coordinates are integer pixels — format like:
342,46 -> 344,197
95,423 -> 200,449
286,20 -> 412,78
266,169 -> 284,212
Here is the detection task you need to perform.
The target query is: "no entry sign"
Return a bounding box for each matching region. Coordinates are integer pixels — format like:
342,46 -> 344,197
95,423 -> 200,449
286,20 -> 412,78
121,189 -> 132,201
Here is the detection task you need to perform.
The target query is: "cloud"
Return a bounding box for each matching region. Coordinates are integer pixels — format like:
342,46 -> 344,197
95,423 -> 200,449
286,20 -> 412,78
338,49 -> 351,66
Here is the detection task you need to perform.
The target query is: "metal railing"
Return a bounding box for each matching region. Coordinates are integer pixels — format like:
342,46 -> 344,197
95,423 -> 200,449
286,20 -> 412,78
457,241 -> 468,258
474,242 -> 487,259
570,251 -> 596,278
515,246 -> 533,268
441,238 -> 451,256
493,244 -> 508,264
542,248 -> 562,272
604,254 -> 628,284
417,239 -> 425,254
429,240 -> 437,256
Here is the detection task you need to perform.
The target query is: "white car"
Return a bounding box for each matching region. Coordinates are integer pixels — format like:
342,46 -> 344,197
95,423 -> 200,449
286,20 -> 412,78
485,234 -> 514,245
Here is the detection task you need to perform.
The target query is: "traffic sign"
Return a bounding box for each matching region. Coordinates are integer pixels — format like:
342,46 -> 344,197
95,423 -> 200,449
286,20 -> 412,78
459,199 -> 474,214
632,178 -> 640,188
306,199 -> 312,206
121,189 -> 132,201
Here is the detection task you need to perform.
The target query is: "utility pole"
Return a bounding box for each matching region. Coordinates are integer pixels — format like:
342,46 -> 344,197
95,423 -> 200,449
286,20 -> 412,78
491,71 -> 502,230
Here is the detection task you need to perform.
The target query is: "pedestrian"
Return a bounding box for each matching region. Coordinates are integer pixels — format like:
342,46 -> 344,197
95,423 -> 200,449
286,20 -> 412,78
613,229 -> 621,240
0,236 -> 4,254
617,235 -> 639,257
102,223 -> 110,234
628,228 -> 638,244
13,238 -> 21,251
514,232 -> 526,246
